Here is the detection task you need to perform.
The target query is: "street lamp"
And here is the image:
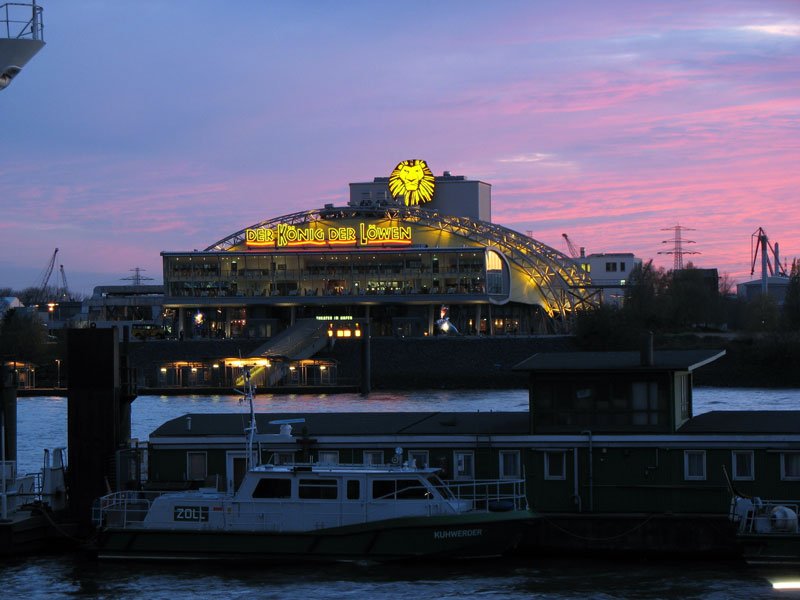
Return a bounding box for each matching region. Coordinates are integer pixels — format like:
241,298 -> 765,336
55,359 -> 61,389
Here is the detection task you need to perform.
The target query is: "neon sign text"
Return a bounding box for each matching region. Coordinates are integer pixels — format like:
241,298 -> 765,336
245,223 -> 412,248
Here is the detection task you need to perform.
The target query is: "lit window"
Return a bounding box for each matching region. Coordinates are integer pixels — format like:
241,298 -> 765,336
684,450 -> 706,480
499,450 -> 521,479
781,453 -> 800,480
544,451 -> 566,480
732,451 -> 754,481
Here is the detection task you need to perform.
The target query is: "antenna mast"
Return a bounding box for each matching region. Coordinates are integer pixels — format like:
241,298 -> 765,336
659,224 -> 699,270
120,267 -> 154,286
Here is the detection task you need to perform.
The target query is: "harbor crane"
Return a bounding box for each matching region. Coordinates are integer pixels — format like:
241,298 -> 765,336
58,264 -> 69,300
561,233 -> 584,259
751,228 -> 788,295
33,247 -> 58,305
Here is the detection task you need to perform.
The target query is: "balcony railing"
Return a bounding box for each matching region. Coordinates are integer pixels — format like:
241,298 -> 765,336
1,2 -> 43,41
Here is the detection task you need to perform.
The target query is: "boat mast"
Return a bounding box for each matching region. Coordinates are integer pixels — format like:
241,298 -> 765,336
243,368 -> 257,470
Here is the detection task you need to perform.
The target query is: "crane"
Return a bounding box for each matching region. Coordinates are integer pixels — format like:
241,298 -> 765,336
58,264 -> 70,300
751,227 -> 788,278
33,247 -> 58,305
561,233 -> 584,259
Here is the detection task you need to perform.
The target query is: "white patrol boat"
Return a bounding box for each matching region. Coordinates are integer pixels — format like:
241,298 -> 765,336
91,371 -> 533,562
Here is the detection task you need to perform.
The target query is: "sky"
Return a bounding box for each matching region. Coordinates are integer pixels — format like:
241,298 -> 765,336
1,0 -> 799,296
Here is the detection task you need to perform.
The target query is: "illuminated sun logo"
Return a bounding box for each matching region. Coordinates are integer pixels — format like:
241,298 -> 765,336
389,159 -> 435,206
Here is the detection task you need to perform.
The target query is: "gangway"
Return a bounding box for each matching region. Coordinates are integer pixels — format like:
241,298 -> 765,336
248,319 -> 329,361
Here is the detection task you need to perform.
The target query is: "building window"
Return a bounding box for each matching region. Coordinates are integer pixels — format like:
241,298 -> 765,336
271,452 -> 295,466
454,451 -> 475,479
408,450 -> 429,468
620,262 -> 626,271
186,452 -> 207,481
732,451 -> 754,481
781,453 -> 800,480
631,381 -> 661,425
684,450 -> 706,480
318,451 -> 339,465
363,450 -> 384,466
605,262 -> 617,272
544,451 -> 566,480
499,450 -> 521,479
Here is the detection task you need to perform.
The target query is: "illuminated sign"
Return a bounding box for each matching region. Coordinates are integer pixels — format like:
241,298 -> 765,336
389,159 -> 435,206
245,222 -> 412,248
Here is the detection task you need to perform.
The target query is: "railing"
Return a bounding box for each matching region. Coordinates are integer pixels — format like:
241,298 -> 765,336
444,478 -> 529,512
1,2 -> 43,41
92,491 -> 160,528
733,499 -> 800,534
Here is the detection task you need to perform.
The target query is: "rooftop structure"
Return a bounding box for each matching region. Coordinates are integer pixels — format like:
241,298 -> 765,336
0,2 -> 44,91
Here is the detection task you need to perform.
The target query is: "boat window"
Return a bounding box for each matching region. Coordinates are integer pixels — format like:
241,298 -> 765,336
299,478 -> 338,500
252,478 -> 291,499
372,479 -> 430,500
346,479 -> 360,500
396,479 -> 430,499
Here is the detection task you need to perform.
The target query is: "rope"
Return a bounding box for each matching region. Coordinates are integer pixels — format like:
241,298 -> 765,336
31,503 -> 85,544
537,513 -> 658,542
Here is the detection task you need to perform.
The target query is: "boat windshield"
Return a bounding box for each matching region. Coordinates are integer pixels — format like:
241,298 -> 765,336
427,474 -> 455,500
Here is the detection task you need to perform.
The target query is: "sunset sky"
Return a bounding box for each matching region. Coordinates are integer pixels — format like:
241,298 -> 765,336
2,0 -> 799,295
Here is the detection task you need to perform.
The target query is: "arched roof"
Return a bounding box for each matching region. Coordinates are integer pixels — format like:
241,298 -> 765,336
205,206 -> 597,321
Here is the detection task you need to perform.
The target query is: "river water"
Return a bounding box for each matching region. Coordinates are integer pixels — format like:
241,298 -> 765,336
6,387 -> 800,599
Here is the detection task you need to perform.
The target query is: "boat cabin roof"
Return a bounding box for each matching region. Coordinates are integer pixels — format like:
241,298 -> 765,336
513,349 -> 725,372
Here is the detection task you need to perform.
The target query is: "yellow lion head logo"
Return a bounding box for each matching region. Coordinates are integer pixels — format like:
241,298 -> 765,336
389,159 -> 435,206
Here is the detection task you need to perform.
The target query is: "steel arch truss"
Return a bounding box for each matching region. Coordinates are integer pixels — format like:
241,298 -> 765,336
205,206 -> 597,321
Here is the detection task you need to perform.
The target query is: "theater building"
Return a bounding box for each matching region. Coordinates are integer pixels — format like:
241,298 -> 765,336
160,161 -> 594,341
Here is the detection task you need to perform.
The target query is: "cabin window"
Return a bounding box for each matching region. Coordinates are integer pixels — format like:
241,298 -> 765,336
781,453 -> 800,480
299,478 -> 338,500
454,451 -> 475,480
363,450 -> 384,466
346,479 -> 360,500
186,452 -> 207,481
408,450 -> 429,468
372,479 -> 429,500
499,451 -> 521,479
684,450 -> 706,480
732,451 -> 754,481
252,478 -> 291,499
318,451 -> 339,465
544,451 -> 566,480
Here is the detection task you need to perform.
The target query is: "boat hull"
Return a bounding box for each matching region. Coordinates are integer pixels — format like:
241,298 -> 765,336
94,511 -> 532,562
738,533 -> 800,565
